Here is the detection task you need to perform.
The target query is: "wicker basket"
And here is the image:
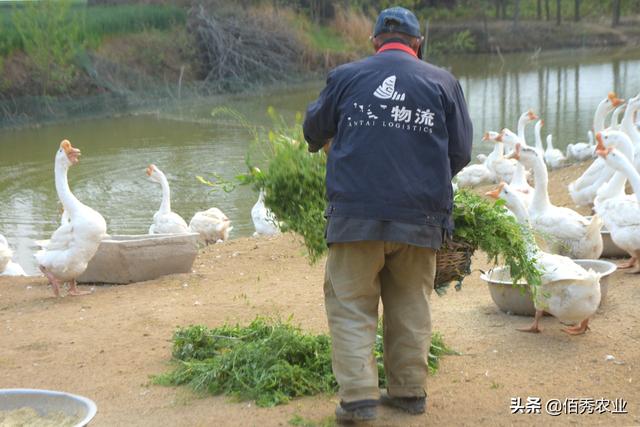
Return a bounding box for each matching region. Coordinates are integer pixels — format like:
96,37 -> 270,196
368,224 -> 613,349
434,238 -> 475,290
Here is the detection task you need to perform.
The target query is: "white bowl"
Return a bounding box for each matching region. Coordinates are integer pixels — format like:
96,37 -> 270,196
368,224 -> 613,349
77,233 -> 199,284
481,259 -> 617,316
0,388 -> 97,427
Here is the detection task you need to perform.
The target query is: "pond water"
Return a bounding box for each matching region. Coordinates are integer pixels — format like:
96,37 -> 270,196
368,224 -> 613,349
1,47 -> 639,274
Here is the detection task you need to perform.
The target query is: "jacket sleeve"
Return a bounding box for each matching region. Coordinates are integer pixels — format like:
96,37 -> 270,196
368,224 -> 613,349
303,70 -> 339,153
445,80 -> 473,177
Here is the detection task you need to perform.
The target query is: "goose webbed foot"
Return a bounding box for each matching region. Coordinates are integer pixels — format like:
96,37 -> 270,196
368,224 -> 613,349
562,319 -> 590,335
68,279 -> 91,296
517,310 -> 543,333
617,256 -> 636,269
39,265 -> 61,297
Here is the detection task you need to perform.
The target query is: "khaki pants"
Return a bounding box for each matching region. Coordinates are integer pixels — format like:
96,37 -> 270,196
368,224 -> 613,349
323,241 -> 436,403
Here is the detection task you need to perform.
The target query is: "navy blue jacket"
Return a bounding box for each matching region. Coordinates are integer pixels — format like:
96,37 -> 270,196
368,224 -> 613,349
303,46 -> 473,233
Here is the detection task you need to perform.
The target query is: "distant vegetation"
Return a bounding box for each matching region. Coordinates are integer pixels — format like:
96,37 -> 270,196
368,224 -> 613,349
0,0 -> 639,124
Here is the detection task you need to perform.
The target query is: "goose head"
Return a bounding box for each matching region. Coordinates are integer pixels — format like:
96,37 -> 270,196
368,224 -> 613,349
484,181 -> 506,200
482,131 -> 499,142
497,128 -> 522,151
596,144 -> 630,174
485,182 -> 529,222
146,164 -> 166,184
595,129 -> 634,160
485,181 -> 521,206
606,91 -> 625,109
519,109 -> 538,125
56,140 -> 81,168
505,142 -> 539,170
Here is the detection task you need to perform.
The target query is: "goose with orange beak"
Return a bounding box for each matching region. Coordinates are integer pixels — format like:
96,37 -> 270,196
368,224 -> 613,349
507,141 -> 603,259
146,164 -> 190,235
516,110 -> 539,146
568,92 -> 625,205
485,181 -> 602,335
35,140 -> 107,297
594,130 -> 640,273
483,130 -> 517,183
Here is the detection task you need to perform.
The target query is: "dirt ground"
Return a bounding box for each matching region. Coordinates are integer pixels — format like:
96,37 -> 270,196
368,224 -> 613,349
1,162 -> 639,427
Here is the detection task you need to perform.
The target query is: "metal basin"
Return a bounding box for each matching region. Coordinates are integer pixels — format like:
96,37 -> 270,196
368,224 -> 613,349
481,259 -> 617,316
601,227 -> 629,258
585,216 -> 628,258
0,389 -> 96,426
77,233 -> 199,284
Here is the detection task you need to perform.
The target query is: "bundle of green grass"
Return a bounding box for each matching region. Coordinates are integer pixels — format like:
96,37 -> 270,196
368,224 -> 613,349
155,317 -> 456,407
231,109 -> 541,290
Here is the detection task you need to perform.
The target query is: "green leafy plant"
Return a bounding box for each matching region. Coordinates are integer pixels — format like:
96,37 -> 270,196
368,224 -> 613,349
452,190 -> 542,288
155,317 -> 454,407
11,0 -> 84,95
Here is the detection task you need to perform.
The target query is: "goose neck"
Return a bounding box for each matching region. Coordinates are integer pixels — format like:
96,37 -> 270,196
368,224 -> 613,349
517,117 -> 527,141
55,162 -> 81,215
530,156 -> 551,210
593,102 -> 610,133
158,174 -> 171,214
600,172 -> 627,202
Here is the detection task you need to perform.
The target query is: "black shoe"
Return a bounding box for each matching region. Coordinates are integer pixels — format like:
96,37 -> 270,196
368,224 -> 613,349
380,390 -> 426,415
335,399 -> 378,423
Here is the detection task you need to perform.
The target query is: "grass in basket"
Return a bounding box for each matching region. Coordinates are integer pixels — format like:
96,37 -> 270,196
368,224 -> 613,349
154,317 -> 456,407
201,108 -> 541,288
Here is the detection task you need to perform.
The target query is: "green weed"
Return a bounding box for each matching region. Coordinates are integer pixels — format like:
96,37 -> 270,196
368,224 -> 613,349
155,317 -> 455,407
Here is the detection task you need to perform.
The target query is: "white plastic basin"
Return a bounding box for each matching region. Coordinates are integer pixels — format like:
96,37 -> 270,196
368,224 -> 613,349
481,259 -> 617,316
0,388 -> 97,427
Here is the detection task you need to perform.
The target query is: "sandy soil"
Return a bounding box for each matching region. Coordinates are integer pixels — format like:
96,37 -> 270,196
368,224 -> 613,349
1,161 -> 639,427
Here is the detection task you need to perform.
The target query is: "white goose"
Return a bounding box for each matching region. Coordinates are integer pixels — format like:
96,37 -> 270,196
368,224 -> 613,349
595,135 -> 640,273
497,130 -> 533,203
252,189 -> 280,237
532,120 -> 545,158
516,109 -> 539,146
568,92 -> 625,205
610,103 -> 625,130
508,143 -> 603,259
455,162 -> 495,188
508,162 -> 533,208
35,140 -> 107,296
593,130 -> 635,210
0,235 -> 26,276
486,182 -> 601,335
619,95 -> 640,172
484,131 -> 516,183
566,130 -> 595,162
475,131 -> 499,164
544,133 -> 566,170
146,164 -> 190,235
189,208 -> 232,244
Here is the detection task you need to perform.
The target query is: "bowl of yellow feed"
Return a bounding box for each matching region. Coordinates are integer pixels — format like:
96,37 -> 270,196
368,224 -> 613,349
0,389 -> 97,427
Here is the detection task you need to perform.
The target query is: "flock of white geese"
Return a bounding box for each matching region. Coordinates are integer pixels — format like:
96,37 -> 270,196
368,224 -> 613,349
0,141 -> 280,296
1,92 -> 639,335
462,91 -> 640,335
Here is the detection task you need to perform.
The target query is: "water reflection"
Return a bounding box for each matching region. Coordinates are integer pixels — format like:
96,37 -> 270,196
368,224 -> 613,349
1,48 -> 639,274
449,49 -> 640,156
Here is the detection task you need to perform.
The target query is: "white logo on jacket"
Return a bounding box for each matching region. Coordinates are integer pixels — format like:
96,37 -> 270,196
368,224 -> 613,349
373,75 -> 405,101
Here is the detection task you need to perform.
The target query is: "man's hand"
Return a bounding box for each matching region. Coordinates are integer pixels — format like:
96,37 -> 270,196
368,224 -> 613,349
323,140 -> 332,155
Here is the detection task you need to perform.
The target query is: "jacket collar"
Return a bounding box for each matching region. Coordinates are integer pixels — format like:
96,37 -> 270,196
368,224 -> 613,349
376,42 -> 418,58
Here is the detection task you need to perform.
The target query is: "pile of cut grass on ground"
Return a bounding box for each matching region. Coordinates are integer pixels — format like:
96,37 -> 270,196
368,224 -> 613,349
155,317 -> 456,407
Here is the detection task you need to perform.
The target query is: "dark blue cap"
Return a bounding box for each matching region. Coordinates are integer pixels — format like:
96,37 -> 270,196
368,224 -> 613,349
373,7 -> 421,38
